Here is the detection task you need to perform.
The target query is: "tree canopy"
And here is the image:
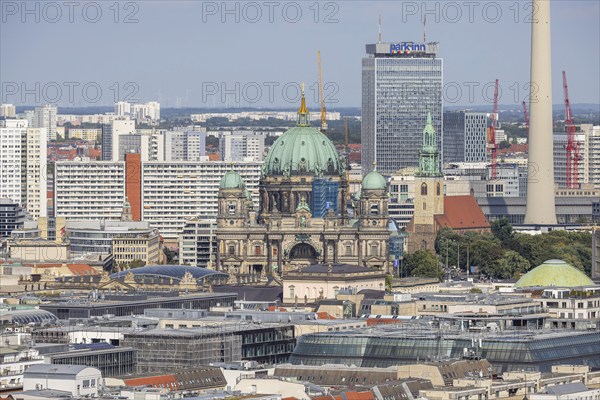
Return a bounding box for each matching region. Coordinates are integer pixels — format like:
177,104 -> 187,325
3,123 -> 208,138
404,250 -> 444,281
433,219 -> 593,279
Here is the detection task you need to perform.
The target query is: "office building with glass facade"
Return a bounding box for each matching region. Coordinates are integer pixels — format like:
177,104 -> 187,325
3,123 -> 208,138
362,42 -> 443,176
289,324 -> 600,373
443,111 -> 489,163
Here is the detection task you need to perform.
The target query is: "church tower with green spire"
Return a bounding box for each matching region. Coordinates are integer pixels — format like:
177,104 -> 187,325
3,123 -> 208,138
417,112 -> 442,177
408,112 -> 445,253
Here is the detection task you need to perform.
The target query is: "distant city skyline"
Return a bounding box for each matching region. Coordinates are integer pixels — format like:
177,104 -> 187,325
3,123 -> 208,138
1,1 -> 598,108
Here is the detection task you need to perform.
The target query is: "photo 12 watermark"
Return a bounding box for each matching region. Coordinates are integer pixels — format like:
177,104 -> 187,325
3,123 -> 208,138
399,1 -> 539,24
1,81 -> 140,105
200,81 -> 339,105
1,1 -> 140,24
442,80 -> 539,105
201,1 -> 339,23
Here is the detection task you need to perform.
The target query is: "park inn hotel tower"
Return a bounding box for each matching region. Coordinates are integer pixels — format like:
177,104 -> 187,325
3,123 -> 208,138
362,41 -> 443,176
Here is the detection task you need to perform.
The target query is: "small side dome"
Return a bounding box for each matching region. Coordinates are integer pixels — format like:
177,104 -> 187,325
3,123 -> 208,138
219,170 -> 245,189
362,170 -> 387,190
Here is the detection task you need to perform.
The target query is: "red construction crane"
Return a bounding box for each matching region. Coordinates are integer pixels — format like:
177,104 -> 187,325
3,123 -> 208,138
563,70 -> 578,189
522,100 -> 529,127
487,79 -> 499,179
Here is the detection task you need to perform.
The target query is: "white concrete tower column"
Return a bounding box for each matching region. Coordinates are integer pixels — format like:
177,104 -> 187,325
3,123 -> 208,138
524,0 -> 557,225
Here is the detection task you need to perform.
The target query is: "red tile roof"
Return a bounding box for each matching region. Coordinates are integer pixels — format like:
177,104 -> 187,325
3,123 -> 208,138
348,153 -> 361,163
67,264 -> 99,276
316,311 -> 336,320
89,149 -> 101,158
342,392 -> 375,400
124,375 -> 178,388
312,396 -> 341,400
434,195 -> 490,230
498,143 -> 527,155
208,153 -> 220,161
267,306 -> 288,312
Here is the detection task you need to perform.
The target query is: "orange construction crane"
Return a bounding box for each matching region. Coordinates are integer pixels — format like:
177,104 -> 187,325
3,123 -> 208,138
487,79 -> 499,179
318,50 -> 327,132
563,70 -> 578,189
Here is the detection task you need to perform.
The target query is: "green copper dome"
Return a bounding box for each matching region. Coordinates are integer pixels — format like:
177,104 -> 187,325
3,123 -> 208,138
263,89 -> 341,177
515,259 -> 594,288
219,170 -> 245,189
362,170 -> 387,190
263,126 -> 342,176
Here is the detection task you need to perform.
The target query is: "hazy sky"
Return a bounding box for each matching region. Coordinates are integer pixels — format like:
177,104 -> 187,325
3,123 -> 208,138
1,0 -> 598,109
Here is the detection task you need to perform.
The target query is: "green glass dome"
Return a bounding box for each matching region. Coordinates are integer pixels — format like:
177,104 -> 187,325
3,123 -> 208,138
263,126 -> 342,176
515,259 -> 594,288
362,170 -> 387,190
219,170 -> 245,189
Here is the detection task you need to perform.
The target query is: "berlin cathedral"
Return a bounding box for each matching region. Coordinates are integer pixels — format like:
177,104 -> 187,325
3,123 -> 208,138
215,91 -> 392,280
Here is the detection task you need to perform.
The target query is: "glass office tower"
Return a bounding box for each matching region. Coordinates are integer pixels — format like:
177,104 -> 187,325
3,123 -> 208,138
362,42 -> 443,176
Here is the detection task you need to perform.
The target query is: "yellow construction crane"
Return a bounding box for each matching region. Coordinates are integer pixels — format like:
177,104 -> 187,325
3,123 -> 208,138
318,50 -> 327,132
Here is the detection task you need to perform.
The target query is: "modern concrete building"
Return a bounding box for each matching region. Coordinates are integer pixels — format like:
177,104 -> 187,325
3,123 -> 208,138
443,111 -> 489,163
362,41 -> 442,175
477,196 -> 599,225
118,133 -> 151,162
54,160 -> 126,220
0,119 -> 47,218
0,103 -> 17,117
141,161 -> 261,241
525,0 -> 557,225
178,217 -> 217,268
68,128 -> 101,141
0,198 -> 27,238
0,121 -> 25,205
66,220 -> 161,265
289,324 -> 600,373
219,131 -> 265,162
22,127 -> 48,218
153,129 -> 207,161
115,101 -> 160,122
33,104 -> 57,140
101,118 -> 135,161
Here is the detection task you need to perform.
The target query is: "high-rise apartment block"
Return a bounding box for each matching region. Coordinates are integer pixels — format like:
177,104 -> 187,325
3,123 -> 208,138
554,125 -> 600,189
219,132 -> 265,162
54,161 -> 126,220
142,162 -> 261,240
152,129 -> 207,161
33,104 -> 57,141
443,111 -> 489,164
362,41 -> 443,175
101,119 -> 136,161
115,101 -> 160,122
0,120 -> 47,219
53,160 -> 262,242
179,217 -> 217,268
68,128 -> 102,141
0,103 -> 17,118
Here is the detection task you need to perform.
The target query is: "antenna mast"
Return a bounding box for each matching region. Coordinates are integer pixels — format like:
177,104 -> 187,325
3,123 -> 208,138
378,16 -> 382,44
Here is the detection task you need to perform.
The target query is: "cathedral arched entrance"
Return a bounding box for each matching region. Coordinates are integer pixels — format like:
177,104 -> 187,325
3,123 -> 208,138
289,243 -> 317,268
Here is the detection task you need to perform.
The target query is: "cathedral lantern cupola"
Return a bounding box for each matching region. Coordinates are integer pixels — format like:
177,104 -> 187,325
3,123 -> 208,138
217,169 -> 250,229
358,163 -> 388,228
